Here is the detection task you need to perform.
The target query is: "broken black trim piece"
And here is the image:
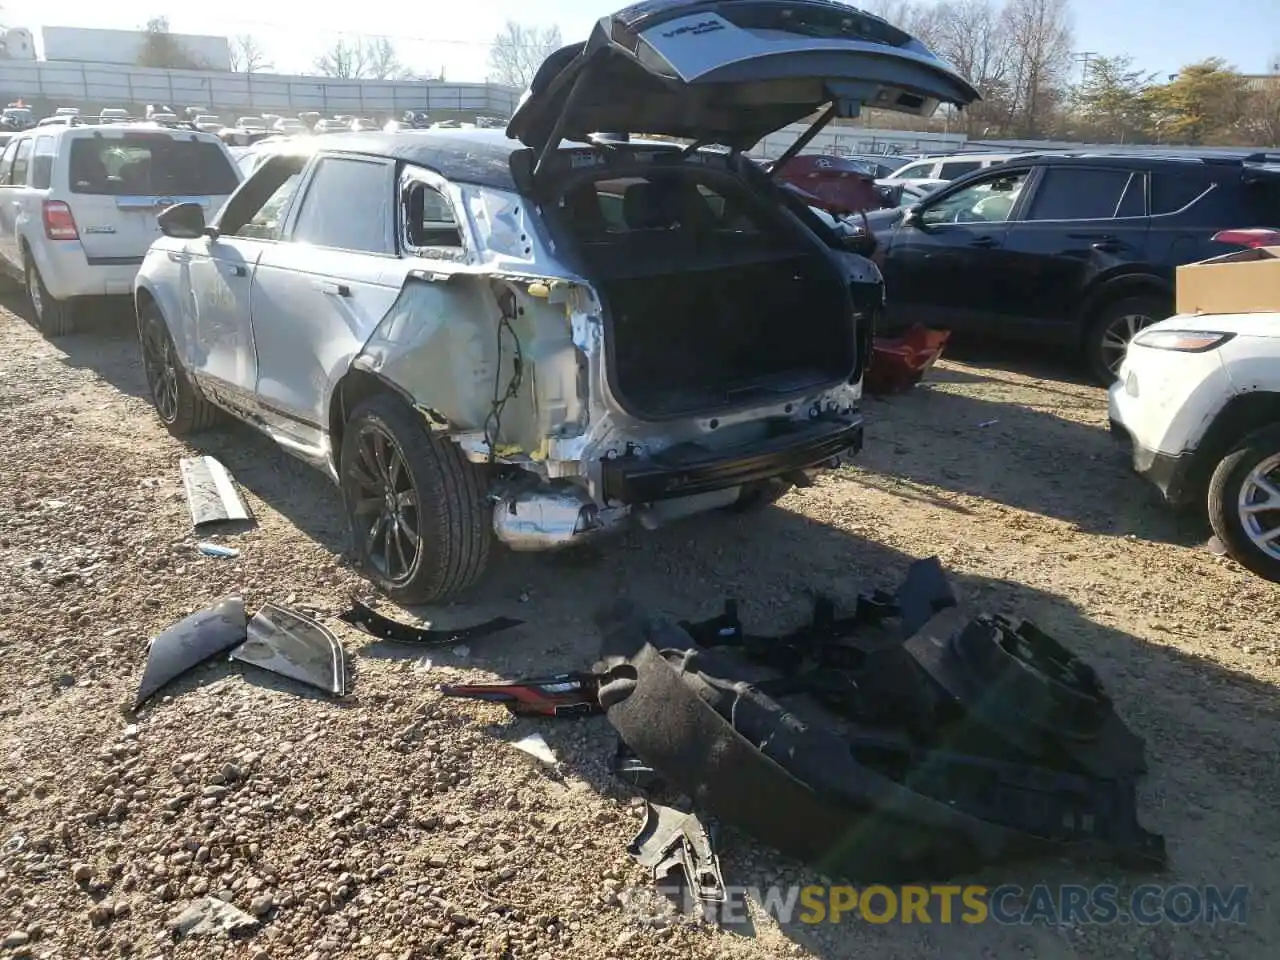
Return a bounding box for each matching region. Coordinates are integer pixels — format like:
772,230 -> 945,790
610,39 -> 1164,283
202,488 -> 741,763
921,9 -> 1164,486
134,597 -> 248,709
439,672 -> 601,717
628,801 -> 727,919
338,597 -> 524,646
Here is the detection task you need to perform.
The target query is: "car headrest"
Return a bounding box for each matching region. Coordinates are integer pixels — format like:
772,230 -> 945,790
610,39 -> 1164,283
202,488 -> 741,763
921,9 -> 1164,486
622,181 -> 677,231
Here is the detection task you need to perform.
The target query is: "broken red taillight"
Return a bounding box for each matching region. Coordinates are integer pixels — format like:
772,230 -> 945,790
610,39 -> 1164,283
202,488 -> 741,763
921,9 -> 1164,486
42,200 -> 79,241
1212,227 -> 1280,248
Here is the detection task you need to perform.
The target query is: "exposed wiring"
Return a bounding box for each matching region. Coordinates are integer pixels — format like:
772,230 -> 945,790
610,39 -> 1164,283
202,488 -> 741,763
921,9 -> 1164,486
483,291 -> 524,464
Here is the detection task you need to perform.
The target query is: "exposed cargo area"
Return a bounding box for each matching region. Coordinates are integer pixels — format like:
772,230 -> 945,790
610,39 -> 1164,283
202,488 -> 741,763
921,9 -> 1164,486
557,168 -> 855,419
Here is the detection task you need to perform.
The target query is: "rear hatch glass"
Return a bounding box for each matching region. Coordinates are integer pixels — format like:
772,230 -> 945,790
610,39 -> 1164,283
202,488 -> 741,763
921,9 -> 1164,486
69,135 -> 238,197
67,134 -> 239,261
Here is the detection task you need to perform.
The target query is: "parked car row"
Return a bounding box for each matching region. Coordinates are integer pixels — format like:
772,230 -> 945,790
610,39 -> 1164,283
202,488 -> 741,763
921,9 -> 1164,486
0,0 -> 1275,596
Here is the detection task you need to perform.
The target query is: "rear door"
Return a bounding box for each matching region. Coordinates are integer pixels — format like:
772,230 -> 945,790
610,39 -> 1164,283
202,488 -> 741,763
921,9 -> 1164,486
249,153 -> 410,446
180,154 -> 308,408
62,129 -> 240,268
879,166 -> 1033,331
1001,165 -> 1149,339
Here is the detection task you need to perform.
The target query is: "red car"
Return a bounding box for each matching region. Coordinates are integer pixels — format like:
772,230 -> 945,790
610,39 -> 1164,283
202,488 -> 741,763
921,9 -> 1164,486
772,154 -> 895,215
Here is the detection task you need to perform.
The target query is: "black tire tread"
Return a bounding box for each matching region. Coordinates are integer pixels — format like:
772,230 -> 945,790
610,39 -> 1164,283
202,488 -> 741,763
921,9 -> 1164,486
342,394 -> 491,604
1085,294 -> 1166,386
26,258 -> 76,337
1206,422 -> 1280,583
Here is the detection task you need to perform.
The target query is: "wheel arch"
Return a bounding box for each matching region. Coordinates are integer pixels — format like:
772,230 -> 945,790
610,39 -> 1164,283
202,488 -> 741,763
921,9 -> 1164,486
327,366 -> 423,471
1184,391 -> 1280,504
1074,272 -> 1173,346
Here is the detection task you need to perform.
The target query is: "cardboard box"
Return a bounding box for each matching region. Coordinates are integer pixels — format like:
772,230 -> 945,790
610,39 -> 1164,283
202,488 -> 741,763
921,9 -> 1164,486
1175,246 -> 1280,316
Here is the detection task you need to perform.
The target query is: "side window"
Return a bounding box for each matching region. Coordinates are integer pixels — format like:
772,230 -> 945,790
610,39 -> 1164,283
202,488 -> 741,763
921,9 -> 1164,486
404,180 -> 464,251
1151,171 -> 1211,216
9,139 -> 32,186
30,136 -> 55,189
920,170 -> 1030,226
217,155 -> 306,241
938,160 -> 982,180
1025,168 -> 1135,221
1114,173 -> 1146,218
291,157 -> 392,254
0,139 -> 18,185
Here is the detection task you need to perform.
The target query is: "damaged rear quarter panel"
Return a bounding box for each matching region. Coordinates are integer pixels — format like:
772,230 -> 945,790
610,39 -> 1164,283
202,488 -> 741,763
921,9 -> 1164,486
353,183 -> 591,446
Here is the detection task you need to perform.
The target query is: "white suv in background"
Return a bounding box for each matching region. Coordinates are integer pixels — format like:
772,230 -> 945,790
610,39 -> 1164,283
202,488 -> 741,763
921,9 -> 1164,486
1109,312 -> 1280,582
876,151 -> 1037,190
0,122 -> 241,335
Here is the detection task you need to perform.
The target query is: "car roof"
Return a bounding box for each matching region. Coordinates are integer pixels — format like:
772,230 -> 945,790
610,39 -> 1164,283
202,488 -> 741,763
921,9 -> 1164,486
263,128 -> 694,192
982,150 -> 1277,173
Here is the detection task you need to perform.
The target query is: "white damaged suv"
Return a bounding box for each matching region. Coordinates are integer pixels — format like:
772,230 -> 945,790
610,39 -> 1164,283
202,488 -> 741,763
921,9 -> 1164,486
1109,311 -> 1280,581
132,0 -> 978,602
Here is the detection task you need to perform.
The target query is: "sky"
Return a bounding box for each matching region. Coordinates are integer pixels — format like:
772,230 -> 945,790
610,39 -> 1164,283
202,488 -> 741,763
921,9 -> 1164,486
1,0 -> 1275,84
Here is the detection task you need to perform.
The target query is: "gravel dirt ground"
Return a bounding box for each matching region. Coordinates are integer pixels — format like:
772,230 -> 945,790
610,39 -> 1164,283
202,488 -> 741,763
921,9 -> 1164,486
1,303 -> 1278,960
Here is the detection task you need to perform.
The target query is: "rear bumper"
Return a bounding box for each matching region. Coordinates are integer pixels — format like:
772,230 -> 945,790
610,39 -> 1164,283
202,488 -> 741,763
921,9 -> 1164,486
34,241 -> 141,299
601,416 -> 863,505
1108,417 -> 1198,507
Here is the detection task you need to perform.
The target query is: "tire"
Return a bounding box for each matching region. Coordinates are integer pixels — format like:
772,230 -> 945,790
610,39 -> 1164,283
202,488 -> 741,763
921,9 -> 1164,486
137,303 -> 219,436
1085,295 -> 1166,386
724,478 -> 794,514
25,257 -> 77,337
340,394 -> 492,604
1206,423 -> 1280,583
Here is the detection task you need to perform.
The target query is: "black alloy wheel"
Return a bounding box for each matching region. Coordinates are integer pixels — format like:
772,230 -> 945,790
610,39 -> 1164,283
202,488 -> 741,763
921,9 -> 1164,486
347,420 -> 423,585
140,310 -> 180,425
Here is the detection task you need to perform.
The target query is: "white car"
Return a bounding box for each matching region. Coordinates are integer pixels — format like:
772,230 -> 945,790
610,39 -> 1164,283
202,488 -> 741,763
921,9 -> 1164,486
1109,312 -> 1280,581
877,152 -> 1036,190
0,122 -> 240,335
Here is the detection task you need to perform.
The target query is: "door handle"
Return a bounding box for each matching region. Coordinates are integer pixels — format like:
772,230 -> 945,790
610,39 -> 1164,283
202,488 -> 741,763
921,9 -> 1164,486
228,264 -> 246,277
167,251 -> 190,263
314,280 -> 351,298
1091,239 -> 1124,252
969,236 -> 999,248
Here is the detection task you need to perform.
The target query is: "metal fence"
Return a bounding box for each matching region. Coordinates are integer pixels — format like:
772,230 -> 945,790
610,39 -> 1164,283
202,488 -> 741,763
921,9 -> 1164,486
0,59 -> 520,118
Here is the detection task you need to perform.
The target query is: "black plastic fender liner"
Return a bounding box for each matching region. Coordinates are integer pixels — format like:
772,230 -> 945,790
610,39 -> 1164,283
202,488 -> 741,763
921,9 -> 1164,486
593,601 -> 1046,883
338,597 -> 524,646
905,612 -> 1147,778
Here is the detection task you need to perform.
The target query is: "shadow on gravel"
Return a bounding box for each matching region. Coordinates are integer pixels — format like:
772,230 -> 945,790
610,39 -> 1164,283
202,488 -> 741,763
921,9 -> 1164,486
856,381 -> 1211,548
469,506 -> 1279,959
942,335 -> 1096,389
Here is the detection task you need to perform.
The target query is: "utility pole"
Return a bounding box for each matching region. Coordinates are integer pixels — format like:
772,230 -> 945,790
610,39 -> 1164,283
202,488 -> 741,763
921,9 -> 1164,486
1073,51 -> 1098,85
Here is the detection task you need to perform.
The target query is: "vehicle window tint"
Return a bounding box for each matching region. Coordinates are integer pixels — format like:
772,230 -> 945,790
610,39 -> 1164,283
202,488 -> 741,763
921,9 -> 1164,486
219,155 -> 307,241
567,176 -> 763,237
1181,179 -> 1280,227
292,158 -> 391,253
938,160 -> 982,179
1150,171 -> 1210,215
1026,168 -> 1133,221
0,139 -> 18,185
67,136 -> 238,196
920,170 -> 1030,225
30,136 -> 55,189
9,139 -> 31,186
404,181 -> 463,251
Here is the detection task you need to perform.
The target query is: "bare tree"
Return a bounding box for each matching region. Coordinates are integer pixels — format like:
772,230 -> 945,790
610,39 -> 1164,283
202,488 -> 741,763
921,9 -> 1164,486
487,21 -> 564,90
998,0 -> 1074,136
229,35 -> 272,74
313,36 -> 412,80
137,16 -> 208,70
